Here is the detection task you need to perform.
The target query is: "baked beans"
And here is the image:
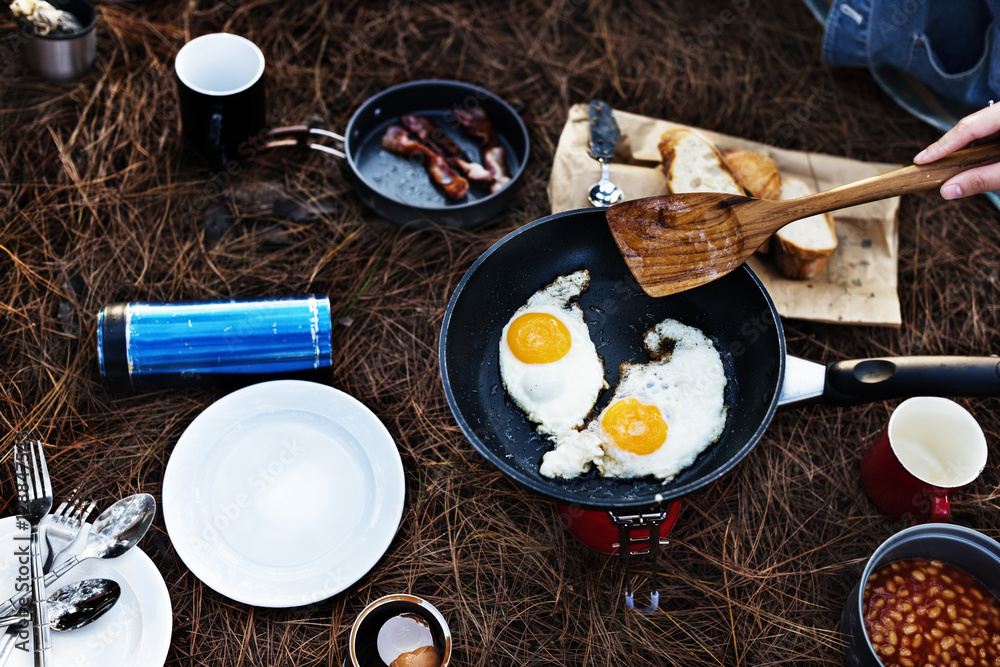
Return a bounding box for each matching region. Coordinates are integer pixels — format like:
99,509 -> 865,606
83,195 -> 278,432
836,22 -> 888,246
863,559 -> 1000,667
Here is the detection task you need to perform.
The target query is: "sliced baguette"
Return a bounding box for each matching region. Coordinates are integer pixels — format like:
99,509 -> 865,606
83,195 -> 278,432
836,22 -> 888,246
658,129 -> 746,196
720,148 -> 782,200
721,148 -> 782,254
771,177 -> 838,280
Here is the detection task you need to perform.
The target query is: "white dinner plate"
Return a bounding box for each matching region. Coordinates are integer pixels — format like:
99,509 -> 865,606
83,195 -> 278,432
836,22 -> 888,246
0,516 -> 172,667
162,380 -> 406,607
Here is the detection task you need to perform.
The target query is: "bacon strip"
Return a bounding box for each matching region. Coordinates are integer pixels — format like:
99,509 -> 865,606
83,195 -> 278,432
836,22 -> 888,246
452,156 -> 493,182
454,108 -> 512,193
453,108 -> 496,147
381,125 -> 469,200
483,146 -> 511,194
400,114 -> 493,183
401,115 -> 464,157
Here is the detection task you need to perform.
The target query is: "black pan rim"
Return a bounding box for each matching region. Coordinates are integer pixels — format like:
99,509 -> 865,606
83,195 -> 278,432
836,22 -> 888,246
344,79 -> 530,214
439,208 -> 787,511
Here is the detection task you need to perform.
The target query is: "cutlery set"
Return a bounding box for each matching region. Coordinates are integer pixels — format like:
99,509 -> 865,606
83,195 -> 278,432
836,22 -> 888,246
3,436 -> 155,664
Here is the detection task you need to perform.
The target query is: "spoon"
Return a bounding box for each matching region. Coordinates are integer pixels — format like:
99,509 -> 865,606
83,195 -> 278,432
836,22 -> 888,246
0,578 -> 121,664
586,100 -> 624,207
606,141 -> 1000,297
0,494 -> 155,618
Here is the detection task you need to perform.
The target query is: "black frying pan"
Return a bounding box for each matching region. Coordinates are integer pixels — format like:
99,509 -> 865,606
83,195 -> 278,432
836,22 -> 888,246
439,208 -> 1000,511
266,80 -> 529,228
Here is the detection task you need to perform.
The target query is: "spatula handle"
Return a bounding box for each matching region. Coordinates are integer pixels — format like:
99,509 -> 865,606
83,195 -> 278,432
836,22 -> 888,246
778,141 -> 1000,222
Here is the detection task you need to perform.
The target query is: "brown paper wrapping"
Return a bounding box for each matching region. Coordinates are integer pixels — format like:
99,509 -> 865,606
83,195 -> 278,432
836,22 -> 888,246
548,104 -> 903,326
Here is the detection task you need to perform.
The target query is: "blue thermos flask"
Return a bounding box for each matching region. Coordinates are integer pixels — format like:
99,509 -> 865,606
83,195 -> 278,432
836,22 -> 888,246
97,294 -> 333,393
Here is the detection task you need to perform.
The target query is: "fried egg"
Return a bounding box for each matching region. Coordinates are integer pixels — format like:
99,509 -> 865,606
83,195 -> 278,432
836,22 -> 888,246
499,270 -> 607,438
540,318 -> 727,480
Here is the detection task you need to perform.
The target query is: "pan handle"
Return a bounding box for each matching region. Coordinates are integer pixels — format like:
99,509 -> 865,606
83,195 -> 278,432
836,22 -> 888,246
262,126 -> 346,159
779,355 -> 1000,408
823,356 -> 1000,405
777,356 -> 827,409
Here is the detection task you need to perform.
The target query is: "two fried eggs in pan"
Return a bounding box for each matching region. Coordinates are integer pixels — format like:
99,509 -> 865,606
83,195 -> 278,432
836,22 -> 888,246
498,270 -> 728,481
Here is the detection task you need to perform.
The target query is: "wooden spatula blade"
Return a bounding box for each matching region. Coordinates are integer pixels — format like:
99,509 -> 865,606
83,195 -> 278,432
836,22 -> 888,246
606,193 -> 770,297
607,142 -> 1000,298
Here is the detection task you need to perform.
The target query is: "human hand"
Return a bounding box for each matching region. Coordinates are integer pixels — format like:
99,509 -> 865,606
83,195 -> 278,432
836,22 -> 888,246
914,102 -> 1000,199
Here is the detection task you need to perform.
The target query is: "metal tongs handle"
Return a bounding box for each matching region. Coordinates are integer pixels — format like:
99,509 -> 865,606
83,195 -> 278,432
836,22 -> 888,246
263,126 -> 346,159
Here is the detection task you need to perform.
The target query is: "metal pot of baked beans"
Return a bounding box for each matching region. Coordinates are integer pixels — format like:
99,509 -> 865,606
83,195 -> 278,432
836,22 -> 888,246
841,523 -> 1000,667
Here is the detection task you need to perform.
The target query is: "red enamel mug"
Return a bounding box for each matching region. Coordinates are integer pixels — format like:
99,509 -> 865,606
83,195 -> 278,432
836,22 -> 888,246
860,396 -> 987,523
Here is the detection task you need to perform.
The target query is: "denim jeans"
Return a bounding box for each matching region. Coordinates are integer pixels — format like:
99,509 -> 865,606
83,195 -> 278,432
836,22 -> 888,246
822,0 -> 1000,109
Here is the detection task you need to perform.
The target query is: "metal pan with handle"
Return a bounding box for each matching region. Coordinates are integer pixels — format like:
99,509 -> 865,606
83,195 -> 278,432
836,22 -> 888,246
438,207 -> 1000,608
261,80 -> 529,229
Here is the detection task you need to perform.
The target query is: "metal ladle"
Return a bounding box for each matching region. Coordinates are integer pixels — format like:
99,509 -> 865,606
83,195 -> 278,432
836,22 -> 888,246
586,100 -> 624,207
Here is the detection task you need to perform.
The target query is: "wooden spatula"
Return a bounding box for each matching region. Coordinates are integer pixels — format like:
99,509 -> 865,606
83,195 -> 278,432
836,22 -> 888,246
606,141 -> 1000,297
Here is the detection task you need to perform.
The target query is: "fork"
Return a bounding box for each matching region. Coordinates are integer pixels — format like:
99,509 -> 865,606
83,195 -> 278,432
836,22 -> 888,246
13,437 -> 53,667
42,491 -> 96,574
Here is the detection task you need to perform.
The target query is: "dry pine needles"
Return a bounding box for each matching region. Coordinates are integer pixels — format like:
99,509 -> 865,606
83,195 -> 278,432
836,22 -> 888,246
1,1 -> 1000,665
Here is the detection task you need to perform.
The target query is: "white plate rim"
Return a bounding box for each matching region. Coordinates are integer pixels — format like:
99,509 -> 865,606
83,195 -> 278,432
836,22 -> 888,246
162,379 -> 406,607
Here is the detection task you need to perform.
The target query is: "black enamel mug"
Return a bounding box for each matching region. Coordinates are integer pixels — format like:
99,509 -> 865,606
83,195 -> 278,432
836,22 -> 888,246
174,33 -> 266,170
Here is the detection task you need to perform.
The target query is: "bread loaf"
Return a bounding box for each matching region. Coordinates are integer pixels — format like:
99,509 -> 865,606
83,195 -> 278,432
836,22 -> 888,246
720,148 -> 782,200
658,129 -> 745,196
658,130 -> 838,278
771,177 -> 838,279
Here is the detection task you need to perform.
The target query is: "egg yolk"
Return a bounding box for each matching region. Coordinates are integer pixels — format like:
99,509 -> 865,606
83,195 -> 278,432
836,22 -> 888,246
507,312 -> 572,364
601,397 -> 668,455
